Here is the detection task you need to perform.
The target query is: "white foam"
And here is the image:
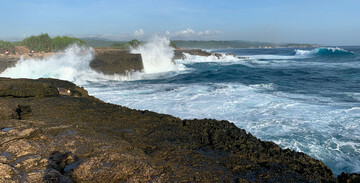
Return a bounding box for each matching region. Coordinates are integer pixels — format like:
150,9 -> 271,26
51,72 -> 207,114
294,49 -> 318,56
176,52 -> 241,64
242,54 -> 298,60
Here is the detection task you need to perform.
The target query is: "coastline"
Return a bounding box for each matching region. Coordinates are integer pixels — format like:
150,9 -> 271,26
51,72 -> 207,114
0,47 -> 234,75
0,77 -> 359,182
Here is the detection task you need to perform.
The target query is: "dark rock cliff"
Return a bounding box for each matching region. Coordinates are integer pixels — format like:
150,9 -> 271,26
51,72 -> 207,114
1,78 -> 358,182
90,48 -> 143,75
0,57 -> 18,73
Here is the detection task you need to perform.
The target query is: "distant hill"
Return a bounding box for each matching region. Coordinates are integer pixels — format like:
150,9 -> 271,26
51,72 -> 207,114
81,37 -> 318,49
81,38 -> 118,47
172,40 -> 318,49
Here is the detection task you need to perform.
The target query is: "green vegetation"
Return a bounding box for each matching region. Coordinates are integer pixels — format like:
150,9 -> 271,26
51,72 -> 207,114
110,39 -> 143,49
22,33 -> 52,52
0,40 -> 14,53
81,38 -> 117,47
22,33 -> 87,52
110,41 -> 130,49
51,36 -> 86,51
170,40 -> 177,48
129,39 -> 140,48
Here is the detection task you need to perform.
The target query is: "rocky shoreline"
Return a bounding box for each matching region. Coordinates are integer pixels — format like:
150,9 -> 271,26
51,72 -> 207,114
0,78 -> 359,182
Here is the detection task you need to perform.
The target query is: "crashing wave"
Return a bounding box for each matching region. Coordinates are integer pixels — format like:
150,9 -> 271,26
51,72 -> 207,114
0,44 -> 135,85
131,36 -> 185,73
0,37 -> 187,84
295,47 -> 353,57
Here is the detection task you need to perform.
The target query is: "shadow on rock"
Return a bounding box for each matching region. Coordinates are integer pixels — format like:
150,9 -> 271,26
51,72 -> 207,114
43,151 -> 80,183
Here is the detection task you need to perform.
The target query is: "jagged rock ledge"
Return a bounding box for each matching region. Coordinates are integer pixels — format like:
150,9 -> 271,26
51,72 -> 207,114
0,78 -> 359,182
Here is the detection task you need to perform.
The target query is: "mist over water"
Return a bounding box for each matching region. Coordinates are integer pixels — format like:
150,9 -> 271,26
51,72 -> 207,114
1,42 -> 360,176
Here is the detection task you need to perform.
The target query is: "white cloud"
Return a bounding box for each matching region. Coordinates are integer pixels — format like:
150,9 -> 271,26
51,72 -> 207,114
134,28 -> 144,36
86,30 -> 147,41
165,30 -> 171,36
166,28 -> 220,38
174,28 -> 196,36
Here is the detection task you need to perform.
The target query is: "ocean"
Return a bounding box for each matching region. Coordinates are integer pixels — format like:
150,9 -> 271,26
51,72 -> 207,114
1,38 -> 359,176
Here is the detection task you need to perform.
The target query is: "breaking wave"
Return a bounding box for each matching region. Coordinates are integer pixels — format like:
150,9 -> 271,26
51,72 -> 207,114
0,45 -> 111,85
295,47 -> 354,57
0,37 -> 186,84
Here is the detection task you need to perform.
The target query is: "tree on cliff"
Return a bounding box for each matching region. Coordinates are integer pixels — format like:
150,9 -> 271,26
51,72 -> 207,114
170,40 -> 177,49
0,40 -> 14,53
129,39 -> 140,48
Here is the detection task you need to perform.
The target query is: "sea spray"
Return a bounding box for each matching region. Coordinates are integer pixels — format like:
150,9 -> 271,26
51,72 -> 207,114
130,36 -> 178,74
0,41 -> 186,84
0,44 -> 131,84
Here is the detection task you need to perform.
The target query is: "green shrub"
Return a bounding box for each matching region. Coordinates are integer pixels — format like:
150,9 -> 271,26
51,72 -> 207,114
22,33 -> 52,52
21,33 -> 87,52
51,36 -> 86,51
110,42 -> 129,49
170,40 -> 177,48
129,39 -> 140,48
0,40 -> 15,53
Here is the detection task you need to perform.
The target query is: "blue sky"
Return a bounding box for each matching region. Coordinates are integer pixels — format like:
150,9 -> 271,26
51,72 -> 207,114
1,0 -> 359,45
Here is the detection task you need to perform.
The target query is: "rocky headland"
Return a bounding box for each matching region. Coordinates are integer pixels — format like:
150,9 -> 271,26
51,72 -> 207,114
0,78 -> 359,182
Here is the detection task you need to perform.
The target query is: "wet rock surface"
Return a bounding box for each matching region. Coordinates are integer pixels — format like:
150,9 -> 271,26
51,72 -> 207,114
0,77 -> 359,182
